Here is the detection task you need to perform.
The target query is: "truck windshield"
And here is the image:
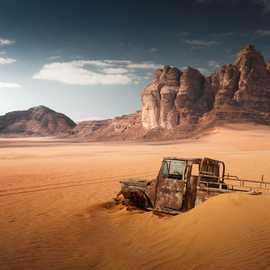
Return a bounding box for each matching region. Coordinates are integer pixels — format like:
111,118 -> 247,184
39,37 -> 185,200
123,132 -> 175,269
162,160 -> 186,180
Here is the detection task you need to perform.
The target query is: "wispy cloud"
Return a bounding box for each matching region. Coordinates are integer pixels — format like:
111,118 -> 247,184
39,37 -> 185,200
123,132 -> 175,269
33,61 -> 132,85
102,67 -> 129,74
0,82 -> 21,88
255,29 -> 270,36
177,32 -> 191,37
127,62 -> 160,69
210,32 -> 235,38
0,57 -> 16,64
0,38 -> 15,46
0,38 -> 16,65
184,39 -> 219,48
33,59 -> 161,86
101,60 -> 132,65
149,47 -> 159,53
208,60 -> 221,69
48,55 -> 61,61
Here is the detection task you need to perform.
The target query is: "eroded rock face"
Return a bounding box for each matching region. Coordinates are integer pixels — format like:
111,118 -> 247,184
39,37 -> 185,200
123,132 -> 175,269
141,44 -> 270,130
159,65 -> 181,86
233,45 -> 270,111
141,82 -> 161,129
142,63 -> 215,130
141,65 -> 213,129
141,66 -> 182,129
160,85 -> 178,129
212,64 -> 240,107
176,67 -> 206,117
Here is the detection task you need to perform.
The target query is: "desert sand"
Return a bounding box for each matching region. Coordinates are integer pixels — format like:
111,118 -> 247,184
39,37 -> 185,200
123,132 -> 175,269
1,123 -> 270,270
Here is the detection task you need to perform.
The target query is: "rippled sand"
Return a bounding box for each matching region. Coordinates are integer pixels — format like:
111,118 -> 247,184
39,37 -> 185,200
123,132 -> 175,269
1,123 -> 270,270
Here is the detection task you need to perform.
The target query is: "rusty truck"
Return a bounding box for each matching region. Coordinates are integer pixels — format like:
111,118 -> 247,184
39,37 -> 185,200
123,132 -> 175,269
117,157 -> 270,214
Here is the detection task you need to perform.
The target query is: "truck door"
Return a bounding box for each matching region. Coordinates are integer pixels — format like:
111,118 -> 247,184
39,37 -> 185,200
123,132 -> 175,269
154,159 -> 186,211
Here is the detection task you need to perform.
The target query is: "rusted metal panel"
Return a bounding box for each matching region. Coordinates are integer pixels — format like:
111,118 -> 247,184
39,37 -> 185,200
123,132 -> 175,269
155,179 -> 186,211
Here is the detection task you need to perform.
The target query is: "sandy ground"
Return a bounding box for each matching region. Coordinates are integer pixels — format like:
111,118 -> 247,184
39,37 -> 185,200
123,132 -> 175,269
1,123 -> 270,270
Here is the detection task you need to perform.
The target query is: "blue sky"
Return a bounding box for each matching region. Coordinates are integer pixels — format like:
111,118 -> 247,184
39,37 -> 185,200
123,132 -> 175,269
1,0 -> 270,121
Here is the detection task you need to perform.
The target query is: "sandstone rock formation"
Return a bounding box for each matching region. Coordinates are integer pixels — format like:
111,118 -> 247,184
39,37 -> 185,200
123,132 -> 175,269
0,105 -> 76,136
141,65 -> 213,129
70,44 -> 270,141
71,112 -> 144,140
233,45 -> 270,111
141,44 -> 270,131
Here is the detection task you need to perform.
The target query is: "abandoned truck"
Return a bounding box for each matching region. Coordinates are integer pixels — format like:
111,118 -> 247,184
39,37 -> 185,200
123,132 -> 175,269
117,157 -> 270,214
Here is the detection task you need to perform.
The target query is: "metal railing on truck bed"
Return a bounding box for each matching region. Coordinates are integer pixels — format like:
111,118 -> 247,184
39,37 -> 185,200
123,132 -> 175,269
198,173 -> 270,193
224,174 -> 270,191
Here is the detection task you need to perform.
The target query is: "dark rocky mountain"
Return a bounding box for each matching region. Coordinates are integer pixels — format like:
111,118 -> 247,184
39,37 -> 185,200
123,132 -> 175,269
0,105 -> 76,136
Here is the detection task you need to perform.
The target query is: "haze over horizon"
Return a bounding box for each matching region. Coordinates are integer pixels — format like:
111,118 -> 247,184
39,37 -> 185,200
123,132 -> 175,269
1,0 -> 270,121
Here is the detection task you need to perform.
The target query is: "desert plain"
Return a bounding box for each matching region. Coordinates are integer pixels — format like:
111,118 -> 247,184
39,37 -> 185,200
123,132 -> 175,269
1,123 -> 270,270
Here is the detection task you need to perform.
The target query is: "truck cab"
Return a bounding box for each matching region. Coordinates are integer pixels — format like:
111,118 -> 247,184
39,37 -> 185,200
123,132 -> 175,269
118,157 -> 226,214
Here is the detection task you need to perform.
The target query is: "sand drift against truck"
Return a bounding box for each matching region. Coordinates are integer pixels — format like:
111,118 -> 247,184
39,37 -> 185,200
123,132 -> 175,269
116,157 -> 270,214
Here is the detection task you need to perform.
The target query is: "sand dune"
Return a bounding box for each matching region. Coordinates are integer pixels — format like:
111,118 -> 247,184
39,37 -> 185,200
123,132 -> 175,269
1,124 -> 270,270
84,193 -> 270,270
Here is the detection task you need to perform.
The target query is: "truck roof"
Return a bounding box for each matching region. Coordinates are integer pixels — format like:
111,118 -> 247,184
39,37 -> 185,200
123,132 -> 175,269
163,157 -> 202,162
163,157 -> 223,164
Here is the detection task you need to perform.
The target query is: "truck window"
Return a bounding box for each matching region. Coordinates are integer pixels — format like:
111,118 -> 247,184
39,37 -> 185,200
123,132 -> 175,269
162,160 -> 186,180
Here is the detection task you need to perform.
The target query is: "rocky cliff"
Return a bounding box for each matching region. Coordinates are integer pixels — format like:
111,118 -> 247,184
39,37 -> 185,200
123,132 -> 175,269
70,45 -> 270,141
141,45 -> 270,132
0,106 -> 76,136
